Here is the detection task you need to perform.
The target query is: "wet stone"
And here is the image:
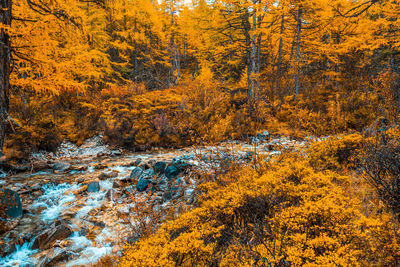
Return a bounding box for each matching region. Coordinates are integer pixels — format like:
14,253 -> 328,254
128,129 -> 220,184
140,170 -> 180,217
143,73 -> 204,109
111,150 -> 122,156
69,166 -> 88,174
31,183 -> 42,191
38,247 -> 69,267
0,189 -> 22,219
72,185 -> 87,196
87,181 -> 100,193
138,162 -> 151,170
136,178 -> 150,192
184,188 -> 195,204
154,161 -> 166,174
165,164 -> 181,180
112,190 -> 123,200
32,161 -> 51,172
99,171 -> 118,180
32,221 -> 72,250
112,180 -> 122,188
94,164 -> 107,170
52,162 -> 71,172
129,167 -> 143,181
0,235 -> 16,257
141,168 -> 155,180
157,175 -> 169,192
148,159 -> 156,167
124,185 -> 135,195
117,206 -> 130,215
163,177 -> 185,201
11,164 -> 29,173
134,158 -> 142,166
10,184 -> 24,192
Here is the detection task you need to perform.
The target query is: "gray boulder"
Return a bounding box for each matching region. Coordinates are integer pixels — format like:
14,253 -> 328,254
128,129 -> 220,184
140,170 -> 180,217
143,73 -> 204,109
130,167 -> 144,180
165,159 -> 190,180
141,168 -> 155,180
53,162 -> 71,172
32,161 -> 51,172
157,175 -> 169,192
32,221 -> 72,250
0,236 -> 16,257
38,247 -> 69,267
87,181 -> 100,193
136,178 -> 150,192
154,161 -> 166,174
99,171 -> 118,180
148,159 -> 156,167
134,158 -> 142,166
135,169 -> 155,192
138,162 -> 151,170
163,178 -> 185,201
165,164 -> 180,180
0,189 -> 22,219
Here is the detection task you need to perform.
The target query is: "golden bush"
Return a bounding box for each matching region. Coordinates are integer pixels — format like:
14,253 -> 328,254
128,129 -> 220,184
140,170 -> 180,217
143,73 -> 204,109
307,133 -> 366,171
120,156 -> 400,266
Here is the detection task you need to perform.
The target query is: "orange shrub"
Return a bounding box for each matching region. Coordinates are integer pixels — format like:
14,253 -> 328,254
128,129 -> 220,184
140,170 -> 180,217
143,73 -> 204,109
119,156 -> 400,266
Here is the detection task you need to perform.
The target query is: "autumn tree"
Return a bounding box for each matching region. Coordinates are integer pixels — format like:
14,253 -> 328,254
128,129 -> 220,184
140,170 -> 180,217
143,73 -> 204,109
0,0 -> 11,156
0,0 -> 111,155
161,0 -> 182,86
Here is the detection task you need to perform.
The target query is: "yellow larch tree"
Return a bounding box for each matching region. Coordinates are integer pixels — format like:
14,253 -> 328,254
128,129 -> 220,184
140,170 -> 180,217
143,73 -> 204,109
12,0 -> 111,95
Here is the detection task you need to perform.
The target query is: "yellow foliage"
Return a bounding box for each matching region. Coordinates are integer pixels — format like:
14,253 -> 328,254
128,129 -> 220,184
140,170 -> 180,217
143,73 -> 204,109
307,134 -> 366,171
267,87 -> 380,138
12,0 -> 111,95
120,156 -> 400,266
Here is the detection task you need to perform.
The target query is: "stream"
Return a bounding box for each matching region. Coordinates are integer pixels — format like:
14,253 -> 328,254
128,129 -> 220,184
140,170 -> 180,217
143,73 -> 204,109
0,134 -> 308,266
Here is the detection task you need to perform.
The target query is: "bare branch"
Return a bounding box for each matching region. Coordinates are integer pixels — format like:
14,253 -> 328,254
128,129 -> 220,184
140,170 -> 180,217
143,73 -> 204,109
333,0 -> 379,18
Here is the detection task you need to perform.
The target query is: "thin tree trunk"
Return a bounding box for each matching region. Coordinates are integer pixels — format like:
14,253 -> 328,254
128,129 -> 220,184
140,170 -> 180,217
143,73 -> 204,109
275,13 -> 285,98
168,0 -> 180,87
335,34 -> 340,91
0,0 -> 11,155
256,34 -> 261,76
295,4 -> 302,98
256,12 -> 261,78
174,44 -> 180,83
243,11 -> 251,97
286,34 -> 296,97
168,3 -> 175,87
133,17 -> 138,81
250,5 -> 257,99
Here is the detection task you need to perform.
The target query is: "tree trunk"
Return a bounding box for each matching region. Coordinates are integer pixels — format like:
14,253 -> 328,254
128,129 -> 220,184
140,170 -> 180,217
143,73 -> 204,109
275,13 -> 284,98
133,16 -> 138,81
0,0 -> 11,156
295,4 -> 302,98
335,34 -> 341,91
250,6 -> 257,99
242,11 -> 251,93
167,0 -> 180,87
243,11 -> 251,98
167,3 -> 174,87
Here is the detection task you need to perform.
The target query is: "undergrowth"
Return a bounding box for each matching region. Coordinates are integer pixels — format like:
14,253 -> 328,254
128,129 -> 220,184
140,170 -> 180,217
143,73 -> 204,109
6,76 -> 386,161
117,131 -> 400,266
